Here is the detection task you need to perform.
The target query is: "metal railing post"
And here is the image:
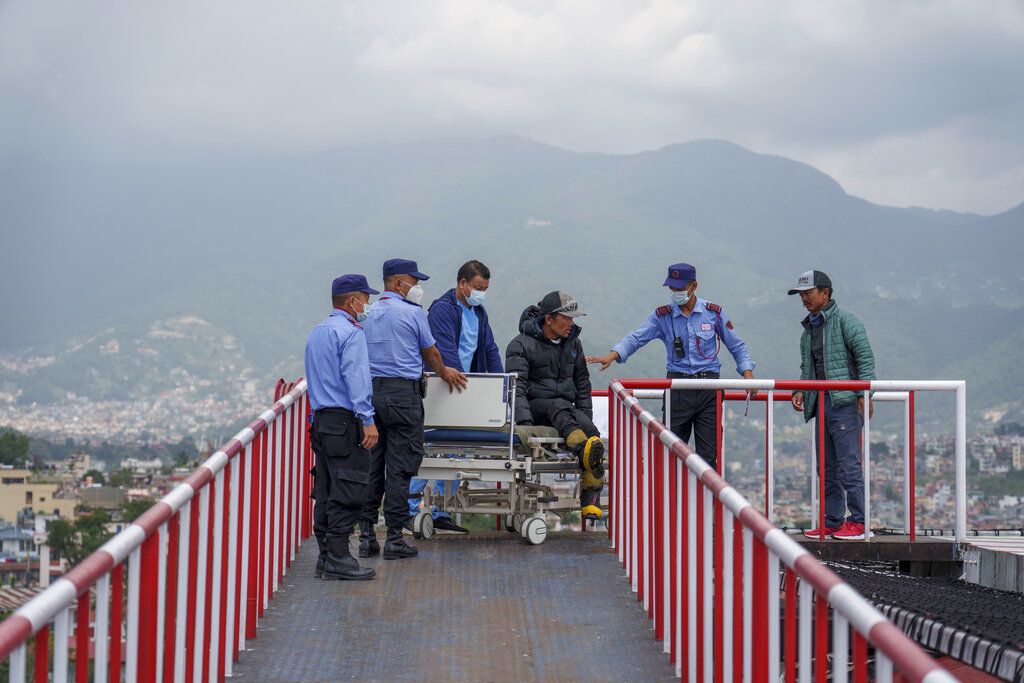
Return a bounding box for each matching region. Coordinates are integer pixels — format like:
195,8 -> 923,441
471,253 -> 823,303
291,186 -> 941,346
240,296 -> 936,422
767,390 -> 775,521
956,382 -> 967,542
126,547 -> 141,681
818,390 -> 826,539
903,395 -> 912,536
863,389 -> 872,541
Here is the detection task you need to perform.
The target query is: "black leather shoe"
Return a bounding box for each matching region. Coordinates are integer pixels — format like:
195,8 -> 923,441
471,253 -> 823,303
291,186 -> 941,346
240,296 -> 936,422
432,517 -> 469,534
383,539 -> 419,560
322,553 -> 376,581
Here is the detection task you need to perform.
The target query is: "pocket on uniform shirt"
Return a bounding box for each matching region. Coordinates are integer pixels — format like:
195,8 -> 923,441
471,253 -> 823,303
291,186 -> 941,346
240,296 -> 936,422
695,328 -> 717,358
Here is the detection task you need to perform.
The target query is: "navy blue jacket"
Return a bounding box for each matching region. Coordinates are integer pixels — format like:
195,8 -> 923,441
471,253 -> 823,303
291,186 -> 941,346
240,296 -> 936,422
426,289 -> 504,373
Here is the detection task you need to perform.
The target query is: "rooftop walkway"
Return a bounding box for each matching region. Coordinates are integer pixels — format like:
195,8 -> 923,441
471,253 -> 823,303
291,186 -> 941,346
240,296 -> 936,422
232,530 -> 675,682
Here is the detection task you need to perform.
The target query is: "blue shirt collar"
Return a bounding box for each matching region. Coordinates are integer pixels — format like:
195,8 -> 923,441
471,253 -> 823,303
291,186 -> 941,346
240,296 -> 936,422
331,308 -> 356,322
672,298 -> 704,317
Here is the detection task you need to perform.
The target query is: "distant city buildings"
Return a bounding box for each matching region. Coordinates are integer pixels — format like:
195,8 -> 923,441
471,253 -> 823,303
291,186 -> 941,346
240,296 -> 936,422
0,388 -> 266,444
0,467 -> 77,523
119,457 -> 163,474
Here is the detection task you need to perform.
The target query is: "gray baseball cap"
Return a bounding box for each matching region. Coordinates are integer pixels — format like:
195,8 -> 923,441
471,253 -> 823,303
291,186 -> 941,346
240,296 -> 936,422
538,291 -> 586,317
788,270 -> 832,295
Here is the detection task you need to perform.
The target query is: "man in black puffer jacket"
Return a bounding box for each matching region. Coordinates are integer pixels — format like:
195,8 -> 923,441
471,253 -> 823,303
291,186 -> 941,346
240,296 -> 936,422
505,291 -> 605,517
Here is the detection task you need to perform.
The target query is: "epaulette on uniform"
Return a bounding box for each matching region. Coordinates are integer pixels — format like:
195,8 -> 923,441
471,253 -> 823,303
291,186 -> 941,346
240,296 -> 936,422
705,302 -> 722,313
655,305 -> 672,317
349,319 -> 363,330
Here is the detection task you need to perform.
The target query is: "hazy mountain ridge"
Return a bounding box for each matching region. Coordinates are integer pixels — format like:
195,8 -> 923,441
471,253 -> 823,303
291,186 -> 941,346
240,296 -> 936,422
1,137 -> 1022,431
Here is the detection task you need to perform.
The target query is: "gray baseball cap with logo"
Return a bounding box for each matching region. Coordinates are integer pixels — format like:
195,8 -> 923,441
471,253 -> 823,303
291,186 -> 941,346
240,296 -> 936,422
538,291 -> 586,317
788,270 -> 832,295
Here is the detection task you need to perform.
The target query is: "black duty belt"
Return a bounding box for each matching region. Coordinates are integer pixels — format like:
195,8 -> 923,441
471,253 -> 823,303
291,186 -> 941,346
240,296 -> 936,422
372,377 -> 424,393
315,407 -> 356,418
667,371 -> 720,380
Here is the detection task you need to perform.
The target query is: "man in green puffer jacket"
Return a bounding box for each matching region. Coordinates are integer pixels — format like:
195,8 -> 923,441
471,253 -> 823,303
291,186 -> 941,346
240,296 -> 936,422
788,270 -> 876,541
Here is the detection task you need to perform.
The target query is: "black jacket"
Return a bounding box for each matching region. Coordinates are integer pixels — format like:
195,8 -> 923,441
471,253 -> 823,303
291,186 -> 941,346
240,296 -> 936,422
505,305 -> 593,425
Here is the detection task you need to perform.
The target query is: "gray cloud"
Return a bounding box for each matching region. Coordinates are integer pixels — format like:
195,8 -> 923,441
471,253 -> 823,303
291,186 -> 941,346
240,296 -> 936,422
1,0 -> 1021,213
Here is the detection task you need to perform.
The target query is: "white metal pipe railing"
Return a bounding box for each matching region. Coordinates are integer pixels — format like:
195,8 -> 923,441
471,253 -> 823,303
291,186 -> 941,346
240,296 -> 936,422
607,379 -> 958,682
618,379 -> 965,542
629,386 -> 924,533
0,380 -> 312,683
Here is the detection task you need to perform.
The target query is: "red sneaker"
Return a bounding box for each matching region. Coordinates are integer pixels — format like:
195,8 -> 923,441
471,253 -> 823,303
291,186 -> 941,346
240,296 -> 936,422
802,526 -> 839,539
832,521 -> 871,540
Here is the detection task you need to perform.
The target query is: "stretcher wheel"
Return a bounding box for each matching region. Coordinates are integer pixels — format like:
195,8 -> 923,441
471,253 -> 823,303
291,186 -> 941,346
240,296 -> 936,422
413,511 -> 434,540
511,514 -> 525,535
504,515 -> 517,533
522,517 -> 547,545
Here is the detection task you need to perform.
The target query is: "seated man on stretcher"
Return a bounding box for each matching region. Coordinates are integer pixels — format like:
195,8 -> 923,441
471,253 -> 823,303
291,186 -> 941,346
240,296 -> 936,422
505,291 -> 605,519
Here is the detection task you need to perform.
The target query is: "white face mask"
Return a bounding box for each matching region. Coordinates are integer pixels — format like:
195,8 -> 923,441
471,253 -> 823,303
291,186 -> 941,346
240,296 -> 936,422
355,300 -> 372,322
404,283 -> 425,305
670,289 -> 690,306
466,288 -> 486,307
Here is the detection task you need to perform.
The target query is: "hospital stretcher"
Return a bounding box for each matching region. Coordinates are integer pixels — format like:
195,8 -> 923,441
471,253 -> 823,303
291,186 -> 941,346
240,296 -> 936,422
410,373 -> 606,545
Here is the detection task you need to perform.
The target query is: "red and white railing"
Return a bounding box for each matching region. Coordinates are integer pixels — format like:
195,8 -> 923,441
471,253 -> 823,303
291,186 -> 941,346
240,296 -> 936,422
619,379 -> 966,543
607,379 -> 958,682
0,379 -> 312,682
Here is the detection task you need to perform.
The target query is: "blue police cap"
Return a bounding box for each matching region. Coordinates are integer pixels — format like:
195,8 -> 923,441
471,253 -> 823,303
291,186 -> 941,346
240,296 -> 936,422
382,258 -> 430,281
663,263 -> 696,288
331,274 -> 380,297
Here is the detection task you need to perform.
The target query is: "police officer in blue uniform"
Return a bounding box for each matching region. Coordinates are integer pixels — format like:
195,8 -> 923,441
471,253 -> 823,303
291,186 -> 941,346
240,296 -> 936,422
305,274 -> 380,581
588,263 -> 756,471
359,259 -> 468,561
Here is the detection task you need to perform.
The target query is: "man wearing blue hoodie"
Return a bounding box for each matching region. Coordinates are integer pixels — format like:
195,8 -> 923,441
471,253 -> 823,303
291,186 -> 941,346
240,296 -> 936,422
408,260 -> 504,534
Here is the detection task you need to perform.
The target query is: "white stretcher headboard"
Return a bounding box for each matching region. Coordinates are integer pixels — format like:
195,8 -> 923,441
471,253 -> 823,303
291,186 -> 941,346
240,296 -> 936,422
423,373 -> 510,429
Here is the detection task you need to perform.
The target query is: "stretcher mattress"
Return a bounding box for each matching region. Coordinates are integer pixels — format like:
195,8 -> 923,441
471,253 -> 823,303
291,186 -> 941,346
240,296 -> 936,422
423,425 -> 563,448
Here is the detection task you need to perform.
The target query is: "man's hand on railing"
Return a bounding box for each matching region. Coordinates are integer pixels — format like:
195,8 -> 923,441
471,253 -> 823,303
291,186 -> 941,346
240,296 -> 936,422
586,351 -> 619,371
742,369 -> 758,400
791,391 -> 804,412
362,424 -> 379,450
440,366 -> 468,393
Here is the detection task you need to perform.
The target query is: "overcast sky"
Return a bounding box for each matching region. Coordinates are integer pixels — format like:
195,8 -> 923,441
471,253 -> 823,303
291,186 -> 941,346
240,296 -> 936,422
1,1 -> 1021,214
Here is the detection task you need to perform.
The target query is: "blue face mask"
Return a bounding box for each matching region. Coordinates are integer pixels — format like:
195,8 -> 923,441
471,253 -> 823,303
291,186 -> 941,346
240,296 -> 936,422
467,289 -> 487,307
355,301 -> 373,322
670,289 -> 690,306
